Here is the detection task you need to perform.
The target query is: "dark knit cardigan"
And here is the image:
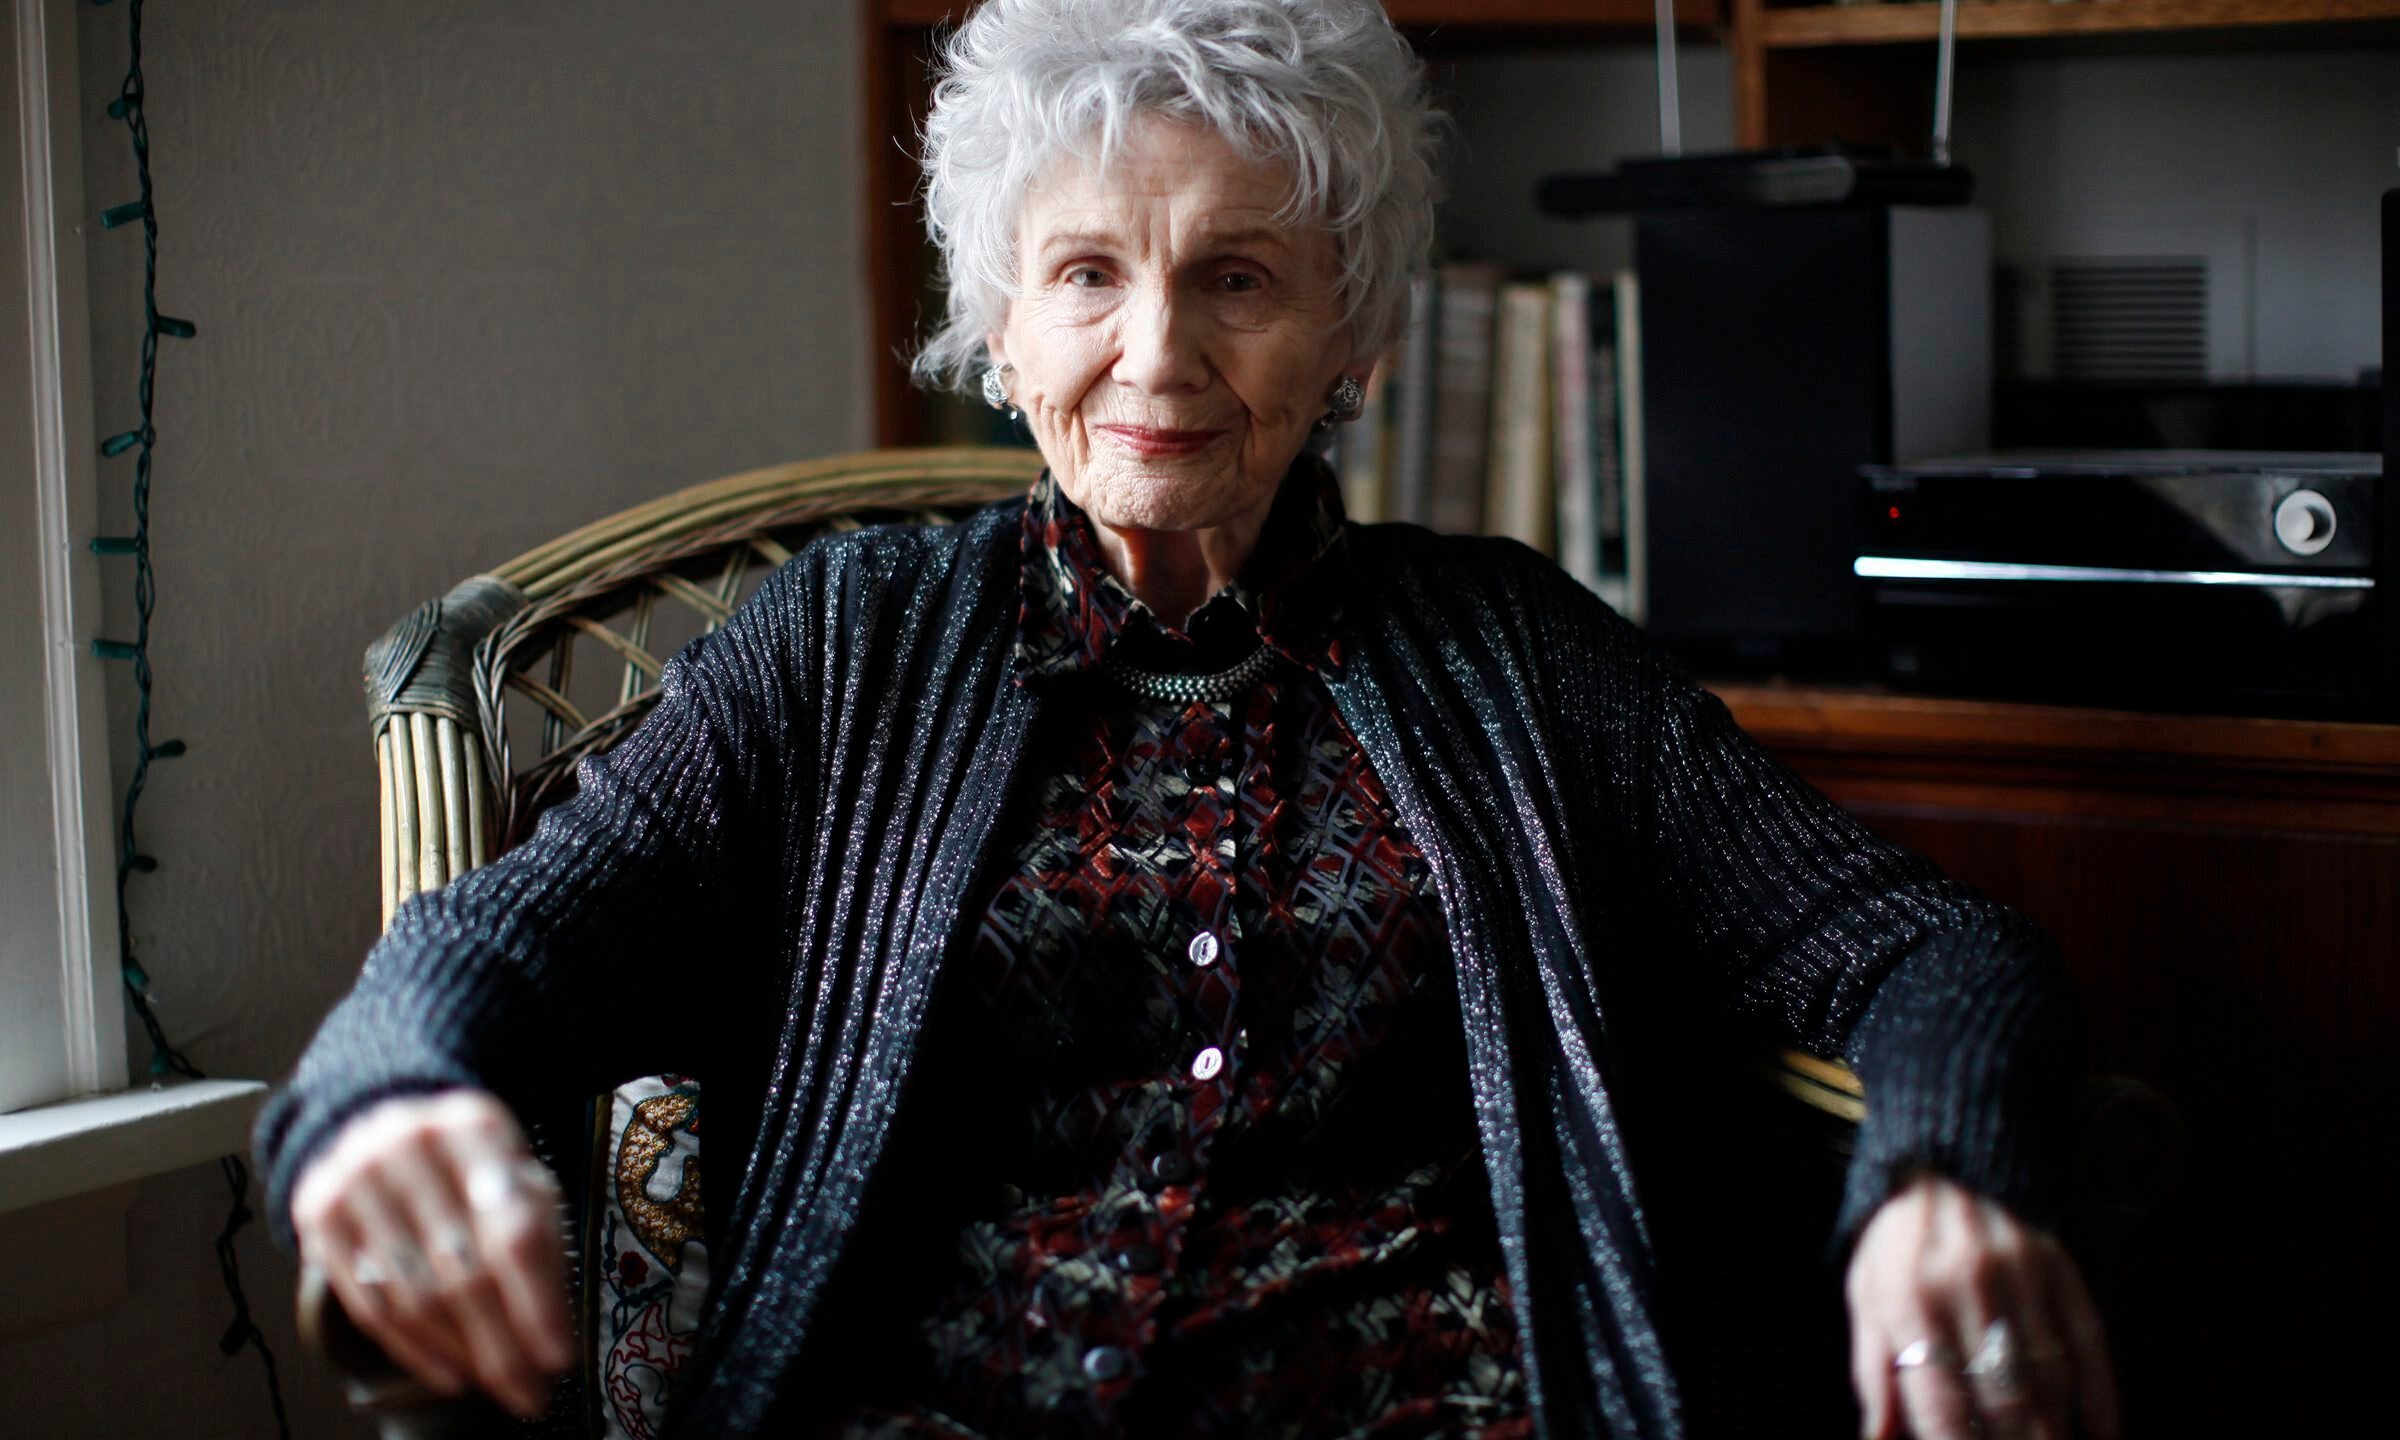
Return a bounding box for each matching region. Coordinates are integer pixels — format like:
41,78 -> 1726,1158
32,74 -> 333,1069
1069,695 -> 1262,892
256,465 -> 2081,1440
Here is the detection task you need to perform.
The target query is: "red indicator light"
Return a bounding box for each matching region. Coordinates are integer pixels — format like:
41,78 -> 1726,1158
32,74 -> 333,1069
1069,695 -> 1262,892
1887,505 -> 1902,520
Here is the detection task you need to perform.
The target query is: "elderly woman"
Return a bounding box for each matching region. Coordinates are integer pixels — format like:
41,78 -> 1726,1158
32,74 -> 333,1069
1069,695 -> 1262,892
256,3 -> 2119,1438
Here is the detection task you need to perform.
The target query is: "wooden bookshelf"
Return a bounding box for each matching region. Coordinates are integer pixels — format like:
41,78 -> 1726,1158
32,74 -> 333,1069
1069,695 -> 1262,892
1734,0 -> 2400,146
1758,0 -> 2400,49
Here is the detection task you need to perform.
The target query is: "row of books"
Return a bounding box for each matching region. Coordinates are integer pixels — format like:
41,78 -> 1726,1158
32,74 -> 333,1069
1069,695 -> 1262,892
1333,263 -> 1648,622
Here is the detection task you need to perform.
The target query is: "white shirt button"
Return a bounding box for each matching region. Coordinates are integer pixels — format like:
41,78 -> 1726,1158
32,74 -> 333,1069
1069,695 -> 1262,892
1190,1046 -> 1225,1081
1187,931 -> 1219,968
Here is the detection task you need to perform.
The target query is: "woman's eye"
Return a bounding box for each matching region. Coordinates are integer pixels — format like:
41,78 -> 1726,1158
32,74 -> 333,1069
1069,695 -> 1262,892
1218,272 -> 1263,293
1066,267 -> 1110,288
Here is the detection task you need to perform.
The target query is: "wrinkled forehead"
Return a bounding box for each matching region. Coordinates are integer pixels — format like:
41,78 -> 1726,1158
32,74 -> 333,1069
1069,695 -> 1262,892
1016,116 -> 1328,260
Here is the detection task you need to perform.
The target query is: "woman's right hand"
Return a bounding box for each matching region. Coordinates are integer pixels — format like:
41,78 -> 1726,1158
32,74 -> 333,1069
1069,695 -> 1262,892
290,1089 -> 575,1418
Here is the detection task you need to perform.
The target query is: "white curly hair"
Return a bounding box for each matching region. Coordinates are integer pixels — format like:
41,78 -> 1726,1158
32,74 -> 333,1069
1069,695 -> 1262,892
910,0 -> 1448,392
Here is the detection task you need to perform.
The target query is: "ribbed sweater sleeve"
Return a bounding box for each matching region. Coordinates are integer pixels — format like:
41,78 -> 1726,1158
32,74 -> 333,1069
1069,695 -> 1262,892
252,565 -> 801,1252
1603,604 -> 2084,1258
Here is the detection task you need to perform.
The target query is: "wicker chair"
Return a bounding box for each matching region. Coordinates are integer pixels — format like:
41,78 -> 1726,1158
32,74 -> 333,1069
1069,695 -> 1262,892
298,446 -> 2178,1438
310,446 -> 1043,1439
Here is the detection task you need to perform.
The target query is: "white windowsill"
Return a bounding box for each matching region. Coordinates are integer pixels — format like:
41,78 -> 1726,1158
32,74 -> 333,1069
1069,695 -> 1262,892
0,1077 -> 268,1215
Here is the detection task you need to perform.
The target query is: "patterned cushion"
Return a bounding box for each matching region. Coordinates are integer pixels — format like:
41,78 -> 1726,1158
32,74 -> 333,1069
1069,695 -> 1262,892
589,1074 -> 710,1440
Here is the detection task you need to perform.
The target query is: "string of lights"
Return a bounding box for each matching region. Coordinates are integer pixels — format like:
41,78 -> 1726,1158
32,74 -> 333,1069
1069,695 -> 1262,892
86,2 -> 289,1433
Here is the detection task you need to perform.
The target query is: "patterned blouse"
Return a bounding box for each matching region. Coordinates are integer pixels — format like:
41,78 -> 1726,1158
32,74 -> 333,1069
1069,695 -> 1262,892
806,456 -> 1533,1440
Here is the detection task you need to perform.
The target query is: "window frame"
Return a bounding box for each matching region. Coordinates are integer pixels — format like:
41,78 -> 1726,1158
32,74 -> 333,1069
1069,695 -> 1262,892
2,0 -> 126,1115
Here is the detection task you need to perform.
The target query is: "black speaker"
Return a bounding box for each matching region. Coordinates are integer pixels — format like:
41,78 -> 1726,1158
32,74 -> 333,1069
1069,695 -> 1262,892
1635,205 -> 1990,677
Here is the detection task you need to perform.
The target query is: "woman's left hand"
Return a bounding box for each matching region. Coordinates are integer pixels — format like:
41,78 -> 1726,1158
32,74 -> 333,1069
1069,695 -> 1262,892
1845,1172 -> 2120,1440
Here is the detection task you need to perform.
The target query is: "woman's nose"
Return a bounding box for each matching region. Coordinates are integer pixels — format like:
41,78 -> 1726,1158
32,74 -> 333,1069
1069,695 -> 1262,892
1113,279 -> 1209,396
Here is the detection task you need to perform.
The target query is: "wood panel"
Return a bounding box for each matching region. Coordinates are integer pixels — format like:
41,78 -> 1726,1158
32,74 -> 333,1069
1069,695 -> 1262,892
1715,683 -> 2400,834
1755,38 -> 1937,151
1732,0 -> 1769,146
1855,810 -> 2393,1435
1719,684 -> 2400,1435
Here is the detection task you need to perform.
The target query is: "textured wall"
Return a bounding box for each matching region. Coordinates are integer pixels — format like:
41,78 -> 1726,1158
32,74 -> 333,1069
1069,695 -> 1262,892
2,2 -> 864,1434
1432,44 -> 1736,279
1434,38 -> 2395,383
1956,42 -> 2400,381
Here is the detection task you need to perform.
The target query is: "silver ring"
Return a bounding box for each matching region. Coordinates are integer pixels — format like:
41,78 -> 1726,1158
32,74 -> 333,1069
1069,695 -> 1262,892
1963,1317 -> 2028,1391
386,1238 -> 433,1289
1893,1337 -> 1963,1372
427,1223 -> 480,1273
465,1157 -> 553,1216
350,1251 -> 389,1289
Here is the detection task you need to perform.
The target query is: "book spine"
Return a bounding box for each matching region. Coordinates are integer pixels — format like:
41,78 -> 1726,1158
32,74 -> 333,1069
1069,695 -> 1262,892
1614,266 -> 1647,625
1390,272 -> 1439,527
1591,336 -> 1625,614
1485,282 -> 1555,554
1550,272 -> 1597,589
1428,263 -> 1501,536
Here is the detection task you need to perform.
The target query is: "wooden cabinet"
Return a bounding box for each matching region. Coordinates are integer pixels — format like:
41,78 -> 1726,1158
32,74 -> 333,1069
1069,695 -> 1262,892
1717,684 -> 2400,1435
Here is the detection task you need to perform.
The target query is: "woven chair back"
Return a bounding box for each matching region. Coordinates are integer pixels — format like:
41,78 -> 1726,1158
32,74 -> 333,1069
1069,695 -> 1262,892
363,446 -> 1043,926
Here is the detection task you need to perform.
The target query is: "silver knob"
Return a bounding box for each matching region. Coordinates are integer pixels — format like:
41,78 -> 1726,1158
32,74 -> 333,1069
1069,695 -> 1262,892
2274,490 -> 2337,557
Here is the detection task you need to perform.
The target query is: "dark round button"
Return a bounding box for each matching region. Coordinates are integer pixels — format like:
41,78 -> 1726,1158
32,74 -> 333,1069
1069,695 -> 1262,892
1149,1152 -> 1193,1185
1081,1344 -> 1131,1383
1114,1243 -> 1163,1274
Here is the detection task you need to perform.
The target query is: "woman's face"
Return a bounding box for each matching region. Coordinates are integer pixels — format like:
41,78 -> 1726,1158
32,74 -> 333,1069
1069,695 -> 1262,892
988,114 -> 1367,534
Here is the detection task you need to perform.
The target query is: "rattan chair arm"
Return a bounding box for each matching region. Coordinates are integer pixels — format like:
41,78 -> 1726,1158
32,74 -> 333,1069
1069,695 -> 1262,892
364,576 -> 530,743
1766,1048 -> 2185,1215
1768,1046 -> 1869,1123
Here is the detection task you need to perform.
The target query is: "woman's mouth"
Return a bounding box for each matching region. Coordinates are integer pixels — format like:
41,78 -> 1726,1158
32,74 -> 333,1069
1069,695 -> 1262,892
1097,424 -> 1225,458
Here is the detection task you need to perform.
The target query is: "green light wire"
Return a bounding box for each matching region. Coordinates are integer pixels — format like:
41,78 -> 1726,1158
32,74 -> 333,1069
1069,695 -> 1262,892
87,3 -> 289,1434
